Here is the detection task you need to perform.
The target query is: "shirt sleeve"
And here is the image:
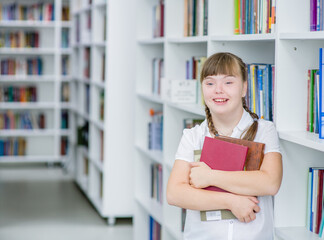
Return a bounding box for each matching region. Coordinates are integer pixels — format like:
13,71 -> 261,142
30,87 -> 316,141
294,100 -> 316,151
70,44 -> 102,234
261,121 -> 281,154
175,129 -> 195,162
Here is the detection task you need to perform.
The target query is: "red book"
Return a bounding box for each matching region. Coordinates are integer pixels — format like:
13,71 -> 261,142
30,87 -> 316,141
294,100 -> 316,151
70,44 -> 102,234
200,136 -> 248,193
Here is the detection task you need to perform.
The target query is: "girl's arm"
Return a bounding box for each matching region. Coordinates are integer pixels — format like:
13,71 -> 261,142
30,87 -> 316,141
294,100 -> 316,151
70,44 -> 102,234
167,159 -> 261,222
189,152 -> 282,196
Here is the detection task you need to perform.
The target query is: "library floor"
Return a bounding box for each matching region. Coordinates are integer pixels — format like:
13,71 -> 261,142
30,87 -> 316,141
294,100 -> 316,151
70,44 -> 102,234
0,165 -> 133,240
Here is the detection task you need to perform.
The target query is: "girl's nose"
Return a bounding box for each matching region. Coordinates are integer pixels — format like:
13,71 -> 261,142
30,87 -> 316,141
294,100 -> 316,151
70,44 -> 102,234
215,83 -> 223,93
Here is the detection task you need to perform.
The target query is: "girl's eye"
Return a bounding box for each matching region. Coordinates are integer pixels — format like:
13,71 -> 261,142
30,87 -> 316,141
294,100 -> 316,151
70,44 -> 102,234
226,81 -> 233,84
206,82 -> 213,86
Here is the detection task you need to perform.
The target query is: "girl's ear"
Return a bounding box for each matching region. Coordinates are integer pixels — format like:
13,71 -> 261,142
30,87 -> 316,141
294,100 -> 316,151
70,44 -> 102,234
242,80 -> 248,97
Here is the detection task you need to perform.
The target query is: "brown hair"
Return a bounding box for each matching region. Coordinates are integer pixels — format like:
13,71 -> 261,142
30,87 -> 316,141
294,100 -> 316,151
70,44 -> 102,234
201,52 -> 259,141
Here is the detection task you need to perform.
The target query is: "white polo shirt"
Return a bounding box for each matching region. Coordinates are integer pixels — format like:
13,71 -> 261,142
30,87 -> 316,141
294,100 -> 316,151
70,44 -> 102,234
175,109 -> 281,240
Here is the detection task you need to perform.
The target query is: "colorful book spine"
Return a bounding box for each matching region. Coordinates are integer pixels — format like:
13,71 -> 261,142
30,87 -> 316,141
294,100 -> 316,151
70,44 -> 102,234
184,0 -> 208,36
0,137 -> 26,156
247,64 -> 273,121
235,0 -> 276,34
0,111 -> 45,129
319,48 -> 324,138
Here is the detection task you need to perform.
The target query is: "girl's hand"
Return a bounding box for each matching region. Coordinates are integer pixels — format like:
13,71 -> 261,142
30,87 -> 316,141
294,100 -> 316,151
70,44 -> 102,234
229,195 -> 260,223
189,162 -> 212,189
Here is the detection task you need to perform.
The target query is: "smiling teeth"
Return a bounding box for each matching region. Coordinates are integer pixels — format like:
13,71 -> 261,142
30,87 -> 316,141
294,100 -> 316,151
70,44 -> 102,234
214,99 -> 227,102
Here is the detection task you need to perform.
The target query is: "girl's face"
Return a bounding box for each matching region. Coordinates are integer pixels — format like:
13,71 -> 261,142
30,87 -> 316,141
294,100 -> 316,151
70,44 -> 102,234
202,74 -> 247,117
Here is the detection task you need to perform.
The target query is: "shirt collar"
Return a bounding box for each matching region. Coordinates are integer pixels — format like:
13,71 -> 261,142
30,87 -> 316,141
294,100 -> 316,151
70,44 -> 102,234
201,109 -> 254,137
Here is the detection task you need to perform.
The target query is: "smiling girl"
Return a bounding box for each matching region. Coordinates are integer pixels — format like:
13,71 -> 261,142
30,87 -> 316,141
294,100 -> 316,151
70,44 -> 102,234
166,52 -> 282,240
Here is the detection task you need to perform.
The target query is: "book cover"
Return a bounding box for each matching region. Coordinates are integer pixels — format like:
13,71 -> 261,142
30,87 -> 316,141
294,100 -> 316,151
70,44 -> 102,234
195,136 -> 265,221
195,137 -> 248,221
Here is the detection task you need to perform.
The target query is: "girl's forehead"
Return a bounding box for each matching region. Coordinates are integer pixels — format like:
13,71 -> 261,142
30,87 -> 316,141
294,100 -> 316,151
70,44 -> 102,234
204,74 -> 240,80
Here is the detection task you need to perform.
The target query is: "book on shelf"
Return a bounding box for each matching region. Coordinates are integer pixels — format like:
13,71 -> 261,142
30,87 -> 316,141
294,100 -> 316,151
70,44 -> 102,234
0,111 -> 45,130
306,168 -> 324,236
153,0 -> 164,38
1,58 -> 43,75
0,31 -> 39,48
61,136 -> 69,156
307,68 -> 321,134
319,48 -> 324,139
77,121 -> 89,148
85,84 -> 90,114
0,137 -> 26,156
101,53 -> 106,81
234,0 -> 276,34
61,29 -> 69,49
149,216 -> 162,240
0,86 -> 37,102
61,82 -> 70,102
62,5 -> 70,21
148,109 -> 163,151
100,130 -> 104,161
61,110 -> 69,129
310,0 -> 324,31
183,118 -> 204,129
100,90 -> 104,121
84,48 -> 91,78
0,2 -> 55,21
195,135 -> 265,221
83,155 -> 89,175
152,58 -> 164,96
151,163 -> 163,203
246,63 -> 274,121
183,0 -> 208,37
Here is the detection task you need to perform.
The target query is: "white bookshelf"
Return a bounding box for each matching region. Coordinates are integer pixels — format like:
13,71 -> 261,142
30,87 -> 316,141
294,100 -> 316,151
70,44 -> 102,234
70,0 -> 135,224
0,0 -> 72,163
134,0 -> 324,239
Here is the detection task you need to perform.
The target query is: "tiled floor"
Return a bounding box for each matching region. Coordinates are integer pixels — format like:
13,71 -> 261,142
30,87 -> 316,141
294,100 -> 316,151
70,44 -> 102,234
0,165 -> 133,240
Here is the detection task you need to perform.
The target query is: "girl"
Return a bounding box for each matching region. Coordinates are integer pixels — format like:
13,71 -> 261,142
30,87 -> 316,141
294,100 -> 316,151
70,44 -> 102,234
166,52 -> 282,240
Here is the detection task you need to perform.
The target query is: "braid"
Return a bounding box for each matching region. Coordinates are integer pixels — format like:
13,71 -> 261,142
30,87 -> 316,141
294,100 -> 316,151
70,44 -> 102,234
241,97 -> 259,141
205,105 -> 218,137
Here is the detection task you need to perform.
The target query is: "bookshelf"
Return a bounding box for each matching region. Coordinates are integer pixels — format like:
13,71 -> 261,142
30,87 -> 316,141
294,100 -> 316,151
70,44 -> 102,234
70,0 -> 135,224
134,0 -> 324,240
0,0 -> 72,163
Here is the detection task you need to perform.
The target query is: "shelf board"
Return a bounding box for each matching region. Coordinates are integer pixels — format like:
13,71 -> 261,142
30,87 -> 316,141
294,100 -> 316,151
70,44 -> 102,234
59,129 -> 71,136
0,48 -> 55,55
93,42 -> 106,47
137,92 -> 164,104
0,102 -> 55,109
0,20 -> 55,28
94,1 -> 107,8
278,131 -> 324,152
137,37 -> 165,44
164,222 -> 183,240
91,119 -> 105,131
61,21 -> 72,28
60,75 -> 73,81
89,156 -> 104,172
60,102 -> 71,109
135,144 -> 163,165
135,196 -> 163,225
211,33 -> 276,41
275,227 -> 320,240
61,48 -> 72,55
0,155 -> 62,163
0,75 -> 55,82
168,36 -> 208,43
280,31 -> 324,40
0,129 -> 56,137
166,101 -> 205,116
92,80 -> 105,89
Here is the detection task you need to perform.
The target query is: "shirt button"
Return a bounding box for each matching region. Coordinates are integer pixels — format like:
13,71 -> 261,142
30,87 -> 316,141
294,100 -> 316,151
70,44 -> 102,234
229,220 -> 234,224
